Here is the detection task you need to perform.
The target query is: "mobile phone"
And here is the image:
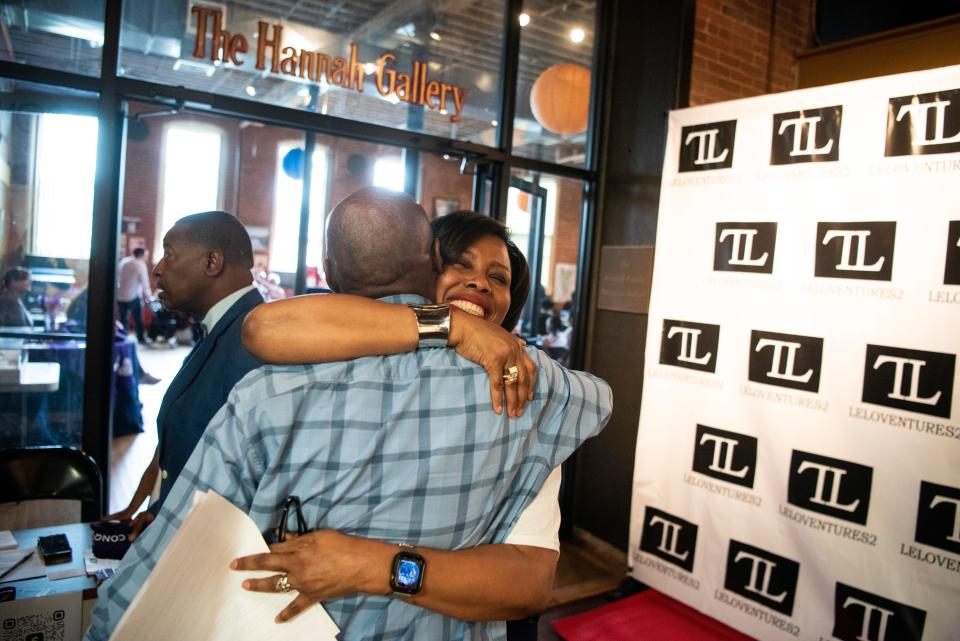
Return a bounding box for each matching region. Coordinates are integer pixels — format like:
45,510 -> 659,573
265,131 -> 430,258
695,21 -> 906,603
37,533 -> 72,564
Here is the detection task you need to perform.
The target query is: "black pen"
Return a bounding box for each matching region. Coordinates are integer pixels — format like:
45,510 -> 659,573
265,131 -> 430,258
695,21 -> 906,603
0,550 -> 34,581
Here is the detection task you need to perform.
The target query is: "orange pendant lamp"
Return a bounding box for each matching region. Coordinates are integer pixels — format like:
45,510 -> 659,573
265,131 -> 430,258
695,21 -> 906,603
529,63 -> 591,135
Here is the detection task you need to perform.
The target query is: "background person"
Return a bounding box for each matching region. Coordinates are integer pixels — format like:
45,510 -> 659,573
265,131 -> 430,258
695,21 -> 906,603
104,212 -> 263,535
116,247 -> 152,344
0,267 -> 33,327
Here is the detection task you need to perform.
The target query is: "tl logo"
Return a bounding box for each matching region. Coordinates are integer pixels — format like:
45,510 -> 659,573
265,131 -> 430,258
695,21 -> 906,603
679,120 -> 736,172
788,450 -> 872,525
815,222 -> 896,281
660,319 -> 719,373
692,424 -> 757,488
833,583 -> 926,641
714,223 -> 777,274
749,330 -> 823,393
771,105 -> 842,164
724,540 -> 799,615
915,481 -> 960,555
862,345 -> 955,419
886,88 -> 960,156
639,506 -> 697,572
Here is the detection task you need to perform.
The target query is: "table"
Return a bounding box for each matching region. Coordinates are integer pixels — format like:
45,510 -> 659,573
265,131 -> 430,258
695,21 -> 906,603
6,522 -> 97,600
0,339 -> 144,447
1,523 -> 99,640
0,362 -> 60,446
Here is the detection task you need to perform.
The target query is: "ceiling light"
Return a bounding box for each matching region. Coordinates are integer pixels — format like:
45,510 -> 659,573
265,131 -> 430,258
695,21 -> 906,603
429,31 -> 442,41
491,120 -> 498,127
363,62 -> 377,75
245,85 -> 256,97
519,13 -> 530,27
570,27 -> 585,43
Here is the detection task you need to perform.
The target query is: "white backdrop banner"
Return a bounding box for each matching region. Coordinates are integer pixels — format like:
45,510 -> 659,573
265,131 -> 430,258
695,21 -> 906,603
629,64 -> 960,641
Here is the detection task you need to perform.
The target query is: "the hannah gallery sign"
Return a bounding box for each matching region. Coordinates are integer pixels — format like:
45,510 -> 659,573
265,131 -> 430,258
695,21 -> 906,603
190,6 -> 469,122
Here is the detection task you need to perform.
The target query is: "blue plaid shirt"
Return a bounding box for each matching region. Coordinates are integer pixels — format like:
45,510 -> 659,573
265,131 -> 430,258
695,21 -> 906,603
86,295 -> 612,641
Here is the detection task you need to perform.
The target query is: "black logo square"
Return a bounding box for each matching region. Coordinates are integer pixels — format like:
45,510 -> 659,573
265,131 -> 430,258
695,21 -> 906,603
815,222 -> 896,282
749,330 -> 823,393
886,88 -> 960,157
833,582 -> 926,641
862,345 -> 955,419
714,223 -> 777,274
660,319 -> 719,373
3,619 -> 15,630
725,539 -> 799,616
639,506 -> 698,572
945,221 -> 960,285
771,105 -> 842,164
916,481 -> 960,556
679,120 -> 736,172
692,424 -> 757,488
788,450 -> 872,525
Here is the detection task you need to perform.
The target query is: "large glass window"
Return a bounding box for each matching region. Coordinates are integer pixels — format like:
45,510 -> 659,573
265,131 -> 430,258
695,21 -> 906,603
512,1 -> 597,168
159,123 -> 224,240
35,114 -> 98,259
0,0 -> 104,76
273,142 -> 328,274
118,0 -> 505,144
0,80 -> 101,458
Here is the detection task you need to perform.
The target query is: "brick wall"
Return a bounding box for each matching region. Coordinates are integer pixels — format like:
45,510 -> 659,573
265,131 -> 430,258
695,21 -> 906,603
690,0 -> 815,106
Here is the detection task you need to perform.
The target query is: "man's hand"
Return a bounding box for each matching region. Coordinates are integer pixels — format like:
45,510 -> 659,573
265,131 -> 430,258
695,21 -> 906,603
231,530 -> 391,623
448,309 -> 537,417
100,509 -> 155,542
127,511 -> 154,541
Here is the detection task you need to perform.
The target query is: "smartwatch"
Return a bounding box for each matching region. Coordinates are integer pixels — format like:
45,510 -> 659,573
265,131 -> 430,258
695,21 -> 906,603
389,544 -> 426,597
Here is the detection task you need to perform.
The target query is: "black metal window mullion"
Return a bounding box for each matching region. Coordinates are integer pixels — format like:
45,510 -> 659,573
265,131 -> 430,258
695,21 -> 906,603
81,0 -> 125,518
294,131 -> 315,296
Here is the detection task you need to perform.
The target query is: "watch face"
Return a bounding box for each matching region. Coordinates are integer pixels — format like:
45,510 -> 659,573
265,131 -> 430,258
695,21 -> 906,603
391,551 -> 425,594
396,559 -> 421,587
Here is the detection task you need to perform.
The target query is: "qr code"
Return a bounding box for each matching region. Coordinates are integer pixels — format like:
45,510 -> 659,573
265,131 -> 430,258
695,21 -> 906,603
1,610 -> 66,641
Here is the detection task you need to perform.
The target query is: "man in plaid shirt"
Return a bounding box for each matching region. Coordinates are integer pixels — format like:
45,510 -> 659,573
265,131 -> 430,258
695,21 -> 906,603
86,189 -> 612,641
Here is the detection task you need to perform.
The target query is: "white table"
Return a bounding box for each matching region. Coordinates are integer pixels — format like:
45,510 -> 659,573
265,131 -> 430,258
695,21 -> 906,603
0,362 -> 61,444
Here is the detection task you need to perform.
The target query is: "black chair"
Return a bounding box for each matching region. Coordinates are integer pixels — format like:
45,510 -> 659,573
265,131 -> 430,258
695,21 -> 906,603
0,446 -> 102,523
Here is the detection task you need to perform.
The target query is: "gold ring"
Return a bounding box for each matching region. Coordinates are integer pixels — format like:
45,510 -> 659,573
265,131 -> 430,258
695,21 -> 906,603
502,365 -> 520,384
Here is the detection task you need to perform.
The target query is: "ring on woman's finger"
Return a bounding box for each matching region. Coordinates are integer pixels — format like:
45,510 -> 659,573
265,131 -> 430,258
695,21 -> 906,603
502,365 -> 520,384
275,574 -> 292,593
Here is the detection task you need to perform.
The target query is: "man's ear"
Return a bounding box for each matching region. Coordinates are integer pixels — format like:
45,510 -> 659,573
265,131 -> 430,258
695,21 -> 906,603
323,257 -> 339,292
431,238 -> 443,275
204,249 -> 226,276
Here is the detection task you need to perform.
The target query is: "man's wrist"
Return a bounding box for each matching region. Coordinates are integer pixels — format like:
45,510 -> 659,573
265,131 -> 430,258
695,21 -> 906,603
356,539 -> 397,596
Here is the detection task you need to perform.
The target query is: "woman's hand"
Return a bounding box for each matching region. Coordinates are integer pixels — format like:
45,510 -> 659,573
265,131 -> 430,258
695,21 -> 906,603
231,530 -> 392,623
447,309 -> 537,417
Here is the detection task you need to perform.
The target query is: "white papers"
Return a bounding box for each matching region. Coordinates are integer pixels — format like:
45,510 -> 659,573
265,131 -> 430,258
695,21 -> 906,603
0,548 -> 45,582
83,548 -> 120,577
109,490 -> 339,641
0,530 -> 17,550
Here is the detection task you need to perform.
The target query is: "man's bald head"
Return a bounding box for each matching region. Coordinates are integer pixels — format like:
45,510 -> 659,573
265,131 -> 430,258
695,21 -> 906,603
324,187 -> 437,299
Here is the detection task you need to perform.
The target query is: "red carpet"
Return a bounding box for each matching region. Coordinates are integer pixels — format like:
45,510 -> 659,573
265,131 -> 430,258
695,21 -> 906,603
551,590 -> 755,641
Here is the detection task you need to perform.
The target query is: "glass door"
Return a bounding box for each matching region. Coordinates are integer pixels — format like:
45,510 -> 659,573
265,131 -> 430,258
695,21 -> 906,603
506,169 -> 585,367
506,175 -> 548,336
